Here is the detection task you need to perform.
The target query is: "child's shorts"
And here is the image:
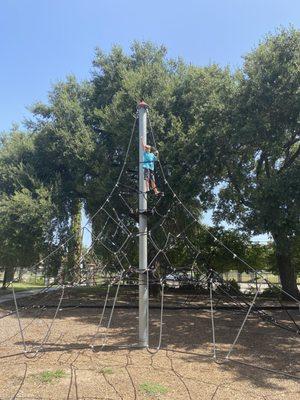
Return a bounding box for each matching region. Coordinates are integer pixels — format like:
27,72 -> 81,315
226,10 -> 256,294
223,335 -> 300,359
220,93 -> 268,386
144,168 -> 155,181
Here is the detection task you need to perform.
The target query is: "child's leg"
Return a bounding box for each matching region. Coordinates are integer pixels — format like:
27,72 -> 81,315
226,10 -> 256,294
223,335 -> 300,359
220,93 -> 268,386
150,171 -> 160,194
144,169 -> 150,192
150,179 -> 159,194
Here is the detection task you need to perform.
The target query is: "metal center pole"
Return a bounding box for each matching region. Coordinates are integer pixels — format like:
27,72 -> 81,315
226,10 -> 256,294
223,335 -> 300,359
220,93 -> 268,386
138,100 -> 149,347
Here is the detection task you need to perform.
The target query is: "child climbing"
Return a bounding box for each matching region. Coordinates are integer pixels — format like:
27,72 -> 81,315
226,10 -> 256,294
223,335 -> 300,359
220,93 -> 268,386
141,137 -> 163,196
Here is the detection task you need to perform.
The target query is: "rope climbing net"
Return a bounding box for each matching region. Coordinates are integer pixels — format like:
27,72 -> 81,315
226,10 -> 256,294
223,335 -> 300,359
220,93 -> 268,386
0,107 -> 299,389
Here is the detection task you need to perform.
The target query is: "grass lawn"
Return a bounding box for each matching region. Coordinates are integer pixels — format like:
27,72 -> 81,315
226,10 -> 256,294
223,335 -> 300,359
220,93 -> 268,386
0,282 -> 46,296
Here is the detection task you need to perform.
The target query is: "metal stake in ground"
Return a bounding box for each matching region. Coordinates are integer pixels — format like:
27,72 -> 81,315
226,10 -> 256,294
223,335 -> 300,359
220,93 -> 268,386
138,100 -> 149,347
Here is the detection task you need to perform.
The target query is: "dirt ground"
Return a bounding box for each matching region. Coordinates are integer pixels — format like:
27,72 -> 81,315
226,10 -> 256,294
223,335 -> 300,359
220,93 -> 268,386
0,290 -> 299,400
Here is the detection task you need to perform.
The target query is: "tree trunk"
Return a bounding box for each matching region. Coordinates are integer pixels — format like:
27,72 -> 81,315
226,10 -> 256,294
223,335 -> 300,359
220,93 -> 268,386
272,232 -> 299,300
65,199 -> 82,284
18,268 -> 24,282
2,266 -> 15,289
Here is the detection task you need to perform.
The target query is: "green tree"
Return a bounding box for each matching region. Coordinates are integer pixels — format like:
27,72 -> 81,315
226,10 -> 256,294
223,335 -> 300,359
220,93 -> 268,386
2,32 -> 298,298
85,42 -> 187,264
84,42 -> 268,277
29,76 -> 95,283
0,186 -> 57,287
0,128 -> 58,286
211,28 -> 300,297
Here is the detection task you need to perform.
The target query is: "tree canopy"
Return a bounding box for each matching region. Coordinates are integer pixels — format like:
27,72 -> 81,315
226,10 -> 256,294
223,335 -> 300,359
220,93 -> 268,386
0,28 -> 299,296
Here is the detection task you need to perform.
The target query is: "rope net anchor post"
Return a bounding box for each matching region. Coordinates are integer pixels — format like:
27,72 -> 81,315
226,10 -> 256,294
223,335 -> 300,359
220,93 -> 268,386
138,99 -> 149,348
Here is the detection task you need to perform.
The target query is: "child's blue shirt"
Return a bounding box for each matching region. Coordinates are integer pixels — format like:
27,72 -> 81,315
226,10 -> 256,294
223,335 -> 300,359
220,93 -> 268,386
143,152 -> 157,171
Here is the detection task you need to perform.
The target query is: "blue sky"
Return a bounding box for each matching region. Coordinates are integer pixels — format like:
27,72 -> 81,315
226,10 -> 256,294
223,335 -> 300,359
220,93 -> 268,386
1,0 -> 299,132
1,0 -> 299,243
